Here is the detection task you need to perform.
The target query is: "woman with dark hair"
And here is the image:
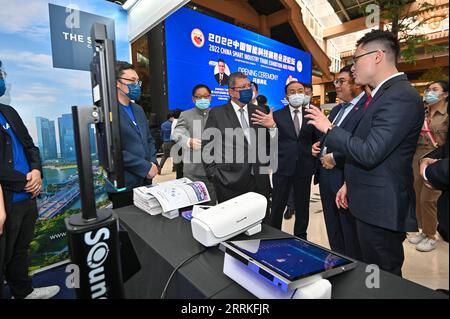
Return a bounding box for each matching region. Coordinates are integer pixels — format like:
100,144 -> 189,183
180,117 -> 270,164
409,80 -> 449,252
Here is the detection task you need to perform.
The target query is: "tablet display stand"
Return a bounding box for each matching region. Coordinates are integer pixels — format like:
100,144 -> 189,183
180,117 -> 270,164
223,253 -> 332,299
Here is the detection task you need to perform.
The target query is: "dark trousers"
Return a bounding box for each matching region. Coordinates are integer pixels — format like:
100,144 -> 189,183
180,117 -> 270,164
319,169 -> 362,260
159,141 -> 175,172
356,218 -> 406,277
108,191 -> 134,209
0,199 -> 38,299
286,187 -> 295,210
271,173 -> 312,239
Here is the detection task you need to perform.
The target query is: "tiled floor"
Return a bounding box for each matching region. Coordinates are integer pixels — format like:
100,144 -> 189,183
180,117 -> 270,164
155,158 -> 449,291
282,184 -> 449,291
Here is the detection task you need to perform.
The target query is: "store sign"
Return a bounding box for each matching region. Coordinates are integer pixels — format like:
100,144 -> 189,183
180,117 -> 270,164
48,3 -> 116,71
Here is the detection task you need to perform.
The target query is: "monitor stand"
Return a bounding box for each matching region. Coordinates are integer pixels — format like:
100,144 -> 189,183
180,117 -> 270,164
223,253 -> 332,299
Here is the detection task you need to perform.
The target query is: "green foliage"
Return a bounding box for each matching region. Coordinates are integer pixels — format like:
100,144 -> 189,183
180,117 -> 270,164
361,1 -> 447,64
402,35 -> 428,64
419,66 -> 449,83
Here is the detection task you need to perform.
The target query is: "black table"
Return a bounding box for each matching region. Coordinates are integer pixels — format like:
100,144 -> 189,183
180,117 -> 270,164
118,206 -> 447,299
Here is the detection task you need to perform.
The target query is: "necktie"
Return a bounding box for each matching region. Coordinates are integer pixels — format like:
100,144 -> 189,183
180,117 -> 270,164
321,102 -> 352,157
238,108 -> 250,143
293,109 -> 300,136
363,95 -> 372,109
332,102 -> 352,126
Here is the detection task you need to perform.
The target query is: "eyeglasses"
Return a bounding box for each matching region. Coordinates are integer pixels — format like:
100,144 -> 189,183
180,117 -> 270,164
194,94 -> 211,99
230,84 -> 252,91
351,50 -> 385,64
334,78 -> 349,86
118,77 -> 142,87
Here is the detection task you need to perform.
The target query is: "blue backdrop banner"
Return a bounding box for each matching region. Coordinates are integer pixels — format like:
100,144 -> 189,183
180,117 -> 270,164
165,7 -> 312,111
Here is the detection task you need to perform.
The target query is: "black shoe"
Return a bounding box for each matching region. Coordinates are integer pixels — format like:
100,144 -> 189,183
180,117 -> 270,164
284,208 -> 295,220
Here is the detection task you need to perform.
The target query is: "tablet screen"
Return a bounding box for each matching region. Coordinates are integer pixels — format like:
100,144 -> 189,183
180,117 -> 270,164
227,238 -> 354,281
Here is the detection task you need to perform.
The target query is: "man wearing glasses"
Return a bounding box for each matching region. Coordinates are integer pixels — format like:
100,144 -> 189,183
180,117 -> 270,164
107,61 -> 158,209
312,64 -> 367,260
202,72 -> 271,204
172,84 -> 217,205
305,30 -> 424,276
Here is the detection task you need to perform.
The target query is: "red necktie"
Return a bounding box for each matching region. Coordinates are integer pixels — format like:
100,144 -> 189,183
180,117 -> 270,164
363,95 -> 373,109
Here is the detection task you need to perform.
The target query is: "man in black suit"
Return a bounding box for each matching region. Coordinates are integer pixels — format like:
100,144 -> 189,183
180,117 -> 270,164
214,59 -> 229,86
202,72 -> 271,204
312,64 -> 367,259
305,30 -> 424,276
253,81 -> 320,239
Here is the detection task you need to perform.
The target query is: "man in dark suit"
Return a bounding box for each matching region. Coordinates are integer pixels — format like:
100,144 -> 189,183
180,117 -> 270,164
0,61 -> 60,299
305,30 -> 424,276
312,64 -> 367,259
253,81 -> 320,239
214,59 -> 230,86
202,72 -> 271,204
106,61 -> 158,209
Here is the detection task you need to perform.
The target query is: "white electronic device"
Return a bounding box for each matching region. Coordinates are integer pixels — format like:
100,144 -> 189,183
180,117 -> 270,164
190,192 -> 267,247
222,253 -> 332,299
220,237 -> 358,299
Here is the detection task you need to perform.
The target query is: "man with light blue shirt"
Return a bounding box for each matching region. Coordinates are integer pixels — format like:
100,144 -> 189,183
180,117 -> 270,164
312,64 -> 367,259
107,61 -> 158,209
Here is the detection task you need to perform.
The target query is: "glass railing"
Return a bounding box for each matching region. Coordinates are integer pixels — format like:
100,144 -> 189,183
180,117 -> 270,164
295,0 -> 341,73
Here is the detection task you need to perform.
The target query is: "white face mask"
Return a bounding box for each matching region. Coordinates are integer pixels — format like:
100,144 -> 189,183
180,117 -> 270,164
288,93 -> 305,107
302,95 -> 311,106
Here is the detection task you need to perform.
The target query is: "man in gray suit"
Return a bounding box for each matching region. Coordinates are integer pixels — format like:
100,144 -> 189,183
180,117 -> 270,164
172,84 -> 217,205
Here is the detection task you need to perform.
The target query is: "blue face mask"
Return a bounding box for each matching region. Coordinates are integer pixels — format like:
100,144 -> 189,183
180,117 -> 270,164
124,82 -> 142,101
238,88 -> 253,104
424,91 -> 441,105
0,78 -> 5,97
195,98 -> 210,110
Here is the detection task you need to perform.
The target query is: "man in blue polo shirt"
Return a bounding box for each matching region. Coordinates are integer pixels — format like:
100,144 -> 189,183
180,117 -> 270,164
106,61 -> 158,208
0,60 -> 60,299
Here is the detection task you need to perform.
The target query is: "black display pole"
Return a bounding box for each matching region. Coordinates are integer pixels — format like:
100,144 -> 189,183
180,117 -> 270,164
64,23 -> 125,299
